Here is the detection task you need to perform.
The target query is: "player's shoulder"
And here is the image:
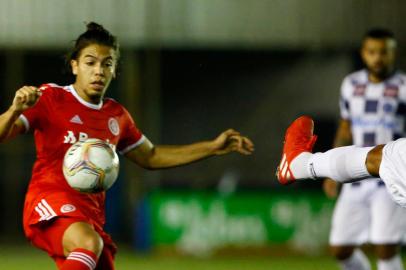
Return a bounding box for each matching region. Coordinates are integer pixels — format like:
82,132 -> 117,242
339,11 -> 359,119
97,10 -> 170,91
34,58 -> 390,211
340,70 -> 366,97
103,97 -> 128,114
104,97 -> 122,108
343,69 -> 367,85
34,83 -> 71,106
391,71 -> 406,100
389,70 -> 406,86
103,98 -> 138,123
38,83 -> 70,97
39,83 -> 68,91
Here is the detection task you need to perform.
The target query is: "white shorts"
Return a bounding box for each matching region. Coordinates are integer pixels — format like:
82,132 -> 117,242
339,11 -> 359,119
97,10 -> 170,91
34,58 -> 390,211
329,178 -> 406,246
380,138 -> 406,207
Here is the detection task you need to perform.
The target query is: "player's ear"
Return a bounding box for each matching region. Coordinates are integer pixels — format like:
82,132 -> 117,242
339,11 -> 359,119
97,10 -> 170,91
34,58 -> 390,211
71,59 -> 78,76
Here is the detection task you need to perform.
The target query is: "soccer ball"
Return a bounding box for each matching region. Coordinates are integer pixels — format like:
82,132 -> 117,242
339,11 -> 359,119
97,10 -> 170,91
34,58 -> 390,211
62,138 -> 119,193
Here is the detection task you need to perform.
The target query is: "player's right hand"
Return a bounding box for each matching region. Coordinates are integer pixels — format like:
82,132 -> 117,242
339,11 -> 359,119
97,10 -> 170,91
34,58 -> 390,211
323,178 -> 339,199
11,86 -> 42,113
211,129 -> 254,156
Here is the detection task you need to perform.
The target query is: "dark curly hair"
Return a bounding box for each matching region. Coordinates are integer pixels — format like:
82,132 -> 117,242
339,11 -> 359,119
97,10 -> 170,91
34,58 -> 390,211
66,22 -> 120,72
363,28 -> 395,41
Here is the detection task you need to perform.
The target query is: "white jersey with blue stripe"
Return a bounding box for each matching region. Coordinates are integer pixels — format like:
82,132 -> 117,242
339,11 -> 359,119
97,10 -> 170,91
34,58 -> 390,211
340,69 -> 406,147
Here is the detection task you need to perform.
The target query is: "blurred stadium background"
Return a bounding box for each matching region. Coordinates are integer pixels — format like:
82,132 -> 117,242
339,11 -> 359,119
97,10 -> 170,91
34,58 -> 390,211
1,0 -> 406,269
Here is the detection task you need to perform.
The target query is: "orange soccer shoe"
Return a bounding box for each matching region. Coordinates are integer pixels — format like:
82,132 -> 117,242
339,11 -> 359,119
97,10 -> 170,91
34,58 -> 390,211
277,116 -> 318,185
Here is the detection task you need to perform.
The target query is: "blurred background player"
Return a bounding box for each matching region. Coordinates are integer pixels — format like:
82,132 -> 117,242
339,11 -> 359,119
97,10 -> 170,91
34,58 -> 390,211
323,28 -> 406,270
0,22 -> 254,270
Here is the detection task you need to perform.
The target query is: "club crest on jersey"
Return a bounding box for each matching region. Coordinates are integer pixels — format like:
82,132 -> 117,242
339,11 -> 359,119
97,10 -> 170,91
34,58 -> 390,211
108,118 -> 120,136
60,204 -> 76,213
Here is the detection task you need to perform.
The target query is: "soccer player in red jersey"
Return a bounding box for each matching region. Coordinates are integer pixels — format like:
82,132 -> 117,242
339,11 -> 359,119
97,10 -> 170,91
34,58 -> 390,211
0,22 -> 254,270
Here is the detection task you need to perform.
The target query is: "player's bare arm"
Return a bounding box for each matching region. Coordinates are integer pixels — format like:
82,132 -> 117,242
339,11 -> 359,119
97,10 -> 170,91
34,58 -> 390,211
323,119 -> 353,198
0,86 -> 41,142
333,119 -> 353,147
125,129 -> 254,169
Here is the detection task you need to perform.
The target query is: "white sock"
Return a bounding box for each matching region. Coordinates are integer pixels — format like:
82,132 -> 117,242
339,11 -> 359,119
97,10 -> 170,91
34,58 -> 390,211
378,255 -> 403,270
290,146 -> 372,181
339,249 -> 371,270
379,139 -> 406,207
290,152 -> 313,179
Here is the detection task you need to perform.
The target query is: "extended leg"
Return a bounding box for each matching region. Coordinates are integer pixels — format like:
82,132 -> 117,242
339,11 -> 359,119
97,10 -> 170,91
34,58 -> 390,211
277,116 -> 406,207
277,116 -> 374,183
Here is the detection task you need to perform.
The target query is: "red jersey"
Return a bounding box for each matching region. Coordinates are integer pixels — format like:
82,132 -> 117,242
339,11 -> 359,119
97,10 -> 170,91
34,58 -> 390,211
22,83 -> 144,238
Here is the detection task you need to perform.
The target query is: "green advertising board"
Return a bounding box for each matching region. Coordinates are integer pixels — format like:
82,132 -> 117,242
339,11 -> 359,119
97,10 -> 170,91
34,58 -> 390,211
146,190 -> 334,255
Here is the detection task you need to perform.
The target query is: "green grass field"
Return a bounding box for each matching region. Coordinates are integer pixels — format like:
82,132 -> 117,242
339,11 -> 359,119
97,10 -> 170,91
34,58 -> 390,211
0,243 -> 337,270
1,243 -> 404,270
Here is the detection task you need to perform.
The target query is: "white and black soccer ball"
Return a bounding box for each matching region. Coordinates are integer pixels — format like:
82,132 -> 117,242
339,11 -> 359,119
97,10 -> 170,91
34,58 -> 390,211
62,138 -> 119,193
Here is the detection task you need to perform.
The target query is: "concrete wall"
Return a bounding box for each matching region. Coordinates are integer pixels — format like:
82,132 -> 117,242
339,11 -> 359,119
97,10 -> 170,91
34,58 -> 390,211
0,0 -> 405,48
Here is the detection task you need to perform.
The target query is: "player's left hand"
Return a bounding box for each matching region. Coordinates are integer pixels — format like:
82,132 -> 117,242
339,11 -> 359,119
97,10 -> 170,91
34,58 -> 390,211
212,129 -> 254,156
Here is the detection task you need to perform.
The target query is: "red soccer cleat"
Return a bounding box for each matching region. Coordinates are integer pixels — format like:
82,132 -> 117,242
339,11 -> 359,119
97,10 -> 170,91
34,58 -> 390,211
277,116 -> 318,185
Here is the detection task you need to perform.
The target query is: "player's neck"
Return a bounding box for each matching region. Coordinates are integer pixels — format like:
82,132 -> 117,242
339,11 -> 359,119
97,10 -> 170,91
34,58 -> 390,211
368,74 -> 384,83
368,70 -> 395,84
72,83 -> 103,105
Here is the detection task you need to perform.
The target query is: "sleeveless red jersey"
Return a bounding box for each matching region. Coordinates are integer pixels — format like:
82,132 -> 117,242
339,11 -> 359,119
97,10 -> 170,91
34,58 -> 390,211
21,84 -> 144,237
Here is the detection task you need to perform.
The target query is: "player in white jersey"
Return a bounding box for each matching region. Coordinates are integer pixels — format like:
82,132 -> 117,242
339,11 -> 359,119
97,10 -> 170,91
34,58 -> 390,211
323,29 -> 406,270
